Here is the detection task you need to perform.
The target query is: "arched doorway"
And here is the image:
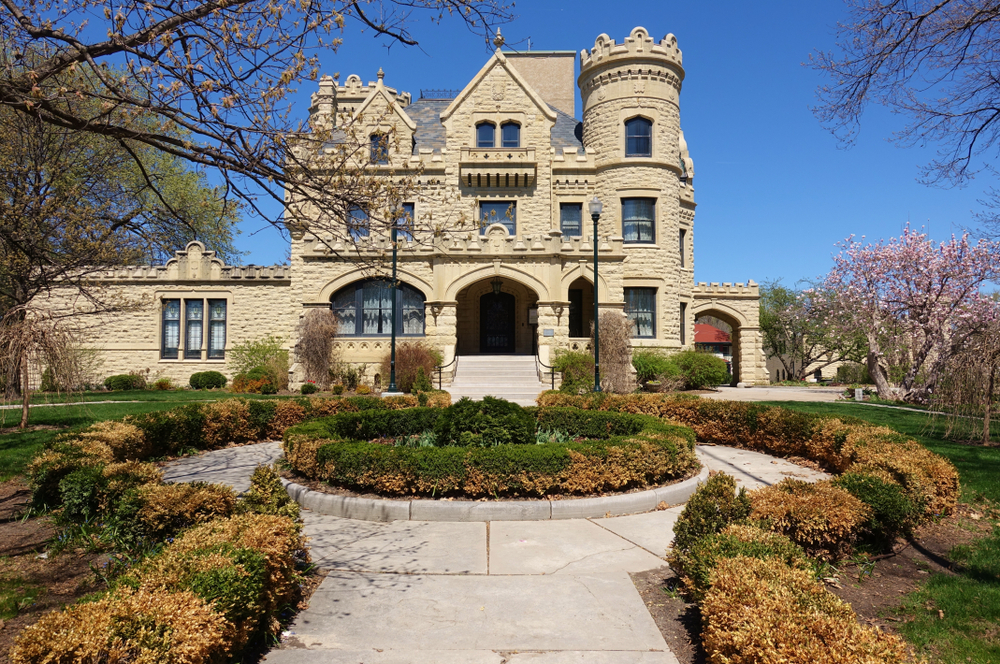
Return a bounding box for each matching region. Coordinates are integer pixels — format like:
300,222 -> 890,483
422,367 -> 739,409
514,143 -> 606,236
455,276 -> 539,355
480,291 -> 515,353
567,277 -> 594,340
692,309 -> 743,386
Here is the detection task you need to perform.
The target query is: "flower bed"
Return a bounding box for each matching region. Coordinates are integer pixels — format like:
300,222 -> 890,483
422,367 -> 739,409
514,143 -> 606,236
283,397 -> 699,498
13,394 -> 448,662
537,392 -> 957,664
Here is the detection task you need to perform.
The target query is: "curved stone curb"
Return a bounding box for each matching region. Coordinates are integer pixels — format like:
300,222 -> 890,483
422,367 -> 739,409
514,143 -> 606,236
281,464 -> 710,523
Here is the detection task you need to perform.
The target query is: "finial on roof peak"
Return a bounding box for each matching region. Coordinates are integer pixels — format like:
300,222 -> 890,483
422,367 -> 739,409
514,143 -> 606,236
493,28 -> 505,49
377,67 -> 385,80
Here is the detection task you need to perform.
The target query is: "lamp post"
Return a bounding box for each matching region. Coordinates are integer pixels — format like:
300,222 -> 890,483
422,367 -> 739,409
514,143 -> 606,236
385,203 -> 402,395
589,196 -> 603,392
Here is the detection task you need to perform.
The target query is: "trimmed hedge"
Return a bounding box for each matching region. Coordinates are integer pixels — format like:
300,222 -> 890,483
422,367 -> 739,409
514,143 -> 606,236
283,402 -> 698,498
103,373 -> 147,391
189,370 -> 227,390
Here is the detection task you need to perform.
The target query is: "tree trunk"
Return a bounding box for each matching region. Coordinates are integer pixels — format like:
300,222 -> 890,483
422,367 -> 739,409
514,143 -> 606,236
985,365 -> 996,445
867,350 -> 892,399
19,356 -> 30,429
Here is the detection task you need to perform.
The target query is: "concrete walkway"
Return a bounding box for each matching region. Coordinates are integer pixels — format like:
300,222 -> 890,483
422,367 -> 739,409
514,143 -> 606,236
161,441 -> 827,664
702,385 -> 844,402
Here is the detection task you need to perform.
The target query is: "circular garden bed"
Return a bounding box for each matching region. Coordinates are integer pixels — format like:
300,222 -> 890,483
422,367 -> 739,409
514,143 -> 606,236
282,396 -> 700,499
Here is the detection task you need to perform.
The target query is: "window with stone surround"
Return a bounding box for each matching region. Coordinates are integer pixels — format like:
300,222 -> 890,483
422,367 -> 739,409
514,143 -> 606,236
501,122 -> 520,148
330,279 -> 425,337
161,297 -> 227,361
398,202 -> 415,242
625,117 -> 652,157
208,300 -> 227,359
370,133 -> 389,164
184,300 -> 204,359
679,229 -> 687,267
680,302 -> 688,345
622,198 -> 655,244
480,201 -> 516,235
476,122 -> 495,148
560,203 -> 582,237
161,299 -> 180,359
625,288 -> 656,338
348,207 -> 369,241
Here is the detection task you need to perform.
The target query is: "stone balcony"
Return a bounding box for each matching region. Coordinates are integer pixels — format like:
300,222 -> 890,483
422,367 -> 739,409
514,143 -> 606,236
459,147 -> 536,188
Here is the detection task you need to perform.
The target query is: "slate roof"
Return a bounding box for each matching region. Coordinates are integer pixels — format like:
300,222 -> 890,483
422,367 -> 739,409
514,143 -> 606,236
406,98 -> 583,154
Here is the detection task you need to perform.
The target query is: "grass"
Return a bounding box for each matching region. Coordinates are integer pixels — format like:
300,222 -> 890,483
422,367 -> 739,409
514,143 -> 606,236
1,388 -> 293,406
761,400 -> 1000,663
0,571 -> 44,620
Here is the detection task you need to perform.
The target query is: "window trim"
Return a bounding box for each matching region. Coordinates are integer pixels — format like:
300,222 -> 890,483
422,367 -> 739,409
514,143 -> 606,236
184,299 -> 204,360
679,229 -> 687,268
161,299 -> 180,360
479,200 -> 516,235
397,202 -> 415,242
329,279 -> 427,337
501,121 -> 520,148
207,299 -> 227,360
559,202 -> 583,237
624,287 -> 657,339
624,116 -> 653,158
476,122 -> 496,148
621,197 -> 656,244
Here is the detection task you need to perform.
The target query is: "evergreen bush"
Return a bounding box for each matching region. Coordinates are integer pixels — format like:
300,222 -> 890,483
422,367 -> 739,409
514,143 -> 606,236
189,371 -> 227,390
672,473 -> 752,553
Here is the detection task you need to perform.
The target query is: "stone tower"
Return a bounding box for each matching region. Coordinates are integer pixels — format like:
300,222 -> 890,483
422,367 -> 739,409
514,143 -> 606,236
578,27 -> 696,348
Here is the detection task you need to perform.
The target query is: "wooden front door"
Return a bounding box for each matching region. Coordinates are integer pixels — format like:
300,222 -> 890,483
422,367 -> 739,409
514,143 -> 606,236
480,292 -> 515,353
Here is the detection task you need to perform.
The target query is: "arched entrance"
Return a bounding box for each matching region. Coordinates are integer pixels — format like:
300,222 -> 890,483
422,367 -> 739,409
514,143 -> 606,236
567,277 -> 594,340
455,276 -> 539,355
692,308 -> 744,387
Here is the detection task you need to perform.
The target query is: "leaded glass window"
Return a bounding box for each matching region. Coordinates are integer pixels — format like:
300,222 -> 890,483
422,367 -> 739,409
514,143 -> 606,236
397,202 -> 414,242
625,117 -> 652,157
185,300 -> 203,359
162,299 -> 180,359
560,203 -> 582,237
330,279 -> 426,336
625,288 -> 655,338
622,198 -> 655,244
208,300 -> 227,359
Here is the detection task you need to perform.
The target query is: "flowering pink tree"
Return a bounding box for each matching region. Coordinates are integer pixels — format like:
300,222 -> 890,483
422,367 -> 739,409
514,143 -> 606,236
817,226 -> 1000,404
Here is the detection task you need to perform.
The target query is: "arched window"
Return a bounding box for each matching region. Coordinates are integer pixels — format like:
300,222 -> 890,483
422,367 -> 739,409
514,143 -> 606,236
625,117 -> 652,157
330,279 -> 425,336
476,122 -> 495,148
370,133 -> 389,164
501,122 -> 520,148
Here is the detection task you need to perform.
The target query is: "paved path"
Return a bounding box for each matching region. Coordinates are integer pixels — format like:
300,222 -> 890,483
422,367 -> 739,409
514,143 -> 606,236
162,441 -> 828,663
701,385 -> 844,402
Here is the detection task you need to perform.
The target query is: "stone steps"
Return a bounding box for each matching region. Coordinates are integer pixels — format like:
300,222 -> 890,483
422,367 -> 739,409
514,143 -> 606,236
448,355 -> 546,406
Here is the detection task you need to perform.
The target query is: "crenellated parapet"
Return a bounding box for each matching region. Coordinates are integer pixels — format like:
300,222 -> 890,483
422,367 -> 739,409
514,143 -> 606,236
87,242 -> 290,283
692,281 -> 759,297
579,27 -> 684,89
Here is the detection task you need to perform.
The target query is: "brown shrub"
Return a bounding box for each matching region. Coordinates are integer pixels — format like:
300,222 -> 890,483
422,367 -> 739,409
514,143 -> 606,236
702,556 -> 911,664
9,586 -> 227,664
380,341 -> 441,393
202,399 -> 256,448
72,421 -> 151,461
282,435 -> 331,480
297,309 -> 339,389
267,400 -> 308,438
137,483 -> 237,538
426,391 -> 452,408
592,311 -> 636,394
750,479 -> 871,560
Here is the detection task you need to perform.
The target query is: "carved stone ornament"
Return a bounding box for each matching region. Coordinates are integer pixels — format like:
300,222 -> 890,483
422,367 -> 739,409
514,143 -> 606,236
492,80 -> 505,101
634,80 -> 645,95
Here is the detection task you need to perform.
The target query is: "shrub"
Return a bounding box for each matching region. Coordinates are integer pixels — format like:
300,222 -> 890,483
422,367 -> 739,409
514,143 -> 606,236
27,443 -> 108,509
229,335 -> 288,378
152,378 -> 174,390
380,341 -> 442,393
593,311 -> 635,393
413,366 -> 434,393
103,372 -> 147,391
535,407 -> 651,439
355,384 -> 372,395
325,407 -> 442,442
701,556 -> 911,663
189,371 -> 227,390
833,471 -> 920,549
237,465 -> 300,520
672,473 -> 753,553
136,482 -> 237,540
836,362 -> 872,385
58,466 -> 106,522
670,350 -> 730,389
297,309 -> 339,388
750,479 -> 871,560
232,366 -> 277,394
127,404 -> 207,457
39,366 -> 59,392
631,348 -> 675,383
552,350 -> 595,394
434,396 -> 535,447
300,382 -> 319,395
669,524 -> 811,601
332,384 -> 345,395
73,420 -> 151,461
339,364 -> 364,391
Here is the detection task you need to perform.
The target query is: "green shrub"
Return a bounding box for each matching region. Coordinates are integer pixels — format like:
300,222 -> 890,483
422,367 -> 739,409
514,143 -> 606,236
552,351 -> 595,394
380,341 -> 442,393
672,473 -> 752,553
27,443 -> 105,510
535,407 -> 649,439
104,373 -> 147,391
237,465 -> 300,520
434,397 -> 535,447
833,472 -> 918,549
326,407 -> 441,441
40,367 -> 59,392
671,350 -> 730,389
413,366 -> 434,393
631,349 -> 676,383
189,371 -> 227,390
229,335 -> 289,389
836,363 -> 872,385
232,366 -> 277,394
58,466 -> 106,522
127,404 -> 207,457
332,384 -> 345,395
340,365 -> 363,390
669,524 -> 811,601
152,378 -> 174,391
300,382 -> 319,395
185,544 -> 269,625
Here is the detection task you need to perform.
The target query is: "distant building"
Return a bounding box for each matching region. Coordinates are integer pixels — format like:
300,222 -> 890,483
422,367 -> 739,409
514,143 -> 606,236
695,323 -> 732,372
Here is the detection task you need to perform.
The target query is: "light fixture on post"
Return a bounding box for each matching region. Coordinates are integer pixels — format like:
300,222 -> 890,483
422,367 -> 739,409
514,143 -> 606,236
491,275 -> 503,295
384,201 -> 403,396
588,196 -> 603,393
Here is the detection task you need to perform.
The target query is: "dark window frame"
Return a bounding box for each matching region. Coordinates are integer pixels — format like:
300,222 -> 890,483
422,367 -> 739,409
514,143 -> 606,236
680,302 -> 688,345
161,299 -> 180,359
560,202 -> 583,237
348,207 -> 370,241
397,202 -> 415,242
622,197 -> 656,244
480,200 -> 516,235
184,299 -> 204,360
370,133 -> 389,164
624,287 -> 656,339
207,299 -> 227,359
679,229 -> 687,267
501,122 -> 520,148
476,122 -> 496,148
330,279 -> 427,337
625,117 -> 652,157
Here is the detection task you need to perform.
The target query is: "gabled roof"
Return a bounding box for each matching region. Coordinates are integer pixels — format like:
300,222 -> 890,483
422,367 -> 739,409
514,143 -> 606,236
441,50 -> 558,123
695,324 -> 731,344
353,78 -> 417,132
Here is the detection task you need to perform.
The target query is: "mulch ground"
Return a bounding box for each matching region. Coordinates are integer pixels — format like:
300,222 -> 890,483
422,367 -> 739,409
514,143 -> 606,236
631,507 -> 989,664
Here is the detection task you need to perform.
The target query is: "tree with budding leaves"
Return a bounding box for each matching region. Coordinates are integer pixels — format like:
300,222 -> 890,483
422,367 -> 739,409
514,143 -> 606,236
814,226 -> 1000,404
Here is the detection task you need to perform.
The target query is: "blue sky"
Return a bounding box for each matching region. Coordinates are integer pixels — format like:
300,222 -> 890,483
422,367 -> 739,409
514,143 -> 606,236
234,0 -> 989,287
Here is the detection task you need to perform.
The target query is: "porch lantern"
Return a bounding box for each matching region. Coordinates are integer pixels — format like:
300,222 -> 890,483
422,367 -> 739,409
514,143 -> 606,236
491,275 -> 503,296
589,196 -> 603,392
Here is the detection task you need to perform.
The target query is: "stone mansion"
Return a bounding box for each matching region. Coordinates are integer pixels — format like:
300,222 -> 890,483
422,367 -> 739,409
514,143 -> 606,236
74,27 -> 769,388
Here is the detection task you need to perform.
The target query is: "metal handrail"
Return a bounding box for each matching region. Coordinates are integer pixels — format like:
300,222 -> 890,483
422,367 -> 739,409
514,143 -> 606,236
535,351 -> 556,391
434,352 -> 459,390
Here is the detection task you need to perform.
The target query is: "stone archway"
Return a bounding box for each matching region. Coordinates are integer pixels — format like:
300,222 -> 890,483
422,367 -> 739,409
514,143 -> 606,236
455,276 -> 540,355
691,282 -> 769,386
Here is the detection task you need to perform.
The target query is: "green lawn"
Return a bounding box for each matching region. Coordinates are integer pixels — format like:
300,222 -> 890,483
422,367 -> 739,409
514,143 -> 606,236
2,388 -> 275,406
761,400 -> 1000,663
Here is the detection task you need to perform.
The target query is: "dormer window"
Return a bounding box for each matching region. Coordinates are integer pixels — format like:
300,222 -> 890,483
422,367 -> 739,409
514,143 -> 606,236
501,122 -> 520,148
476,122 -> 495,148
625,117 -> 652,157
370,133 -> 389,164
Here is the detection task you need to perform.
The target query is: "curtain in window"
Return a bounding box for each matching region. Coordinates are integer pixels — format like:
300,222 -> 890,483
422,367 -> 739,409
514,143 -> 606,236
625,288 -> 655,338
622,198 -> 655,243
362,281 -> 392,334
208,300 -> 226,359
560,203 -> 582,237
185,300 -> 203,358
400,287 -> 425,335
331,288 -> 357,335
162,300 -> 180,359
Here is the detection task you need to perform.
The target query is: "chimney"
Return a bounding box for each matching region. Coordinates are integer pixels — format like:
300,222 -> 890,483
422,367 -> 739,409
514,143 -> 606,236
505,51 -> 576,117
